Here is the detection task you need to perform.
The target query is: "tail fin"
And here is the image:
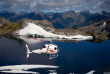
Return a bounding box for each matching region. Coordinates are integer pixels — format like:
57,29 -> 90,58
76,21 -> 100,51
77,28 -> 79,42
26,44 -> 30,59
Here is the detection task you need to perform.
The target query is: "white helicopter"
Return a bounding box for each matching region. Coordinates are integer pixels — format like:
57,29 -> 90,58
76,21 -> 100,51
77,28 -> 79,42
26,43 -> 59,59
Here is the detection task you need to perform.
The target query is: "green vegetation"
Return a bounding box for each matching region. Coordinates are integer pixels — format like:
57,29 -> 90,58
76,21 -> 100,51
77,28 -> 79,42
11,22 -> 20,32
1,20 -> 12,34
0,20 -> 20,35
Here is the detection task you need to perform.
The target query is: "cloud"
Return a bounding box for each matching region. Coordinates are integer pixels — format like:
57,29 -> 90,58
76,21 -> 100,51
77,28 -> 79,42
0,0 -> 109,13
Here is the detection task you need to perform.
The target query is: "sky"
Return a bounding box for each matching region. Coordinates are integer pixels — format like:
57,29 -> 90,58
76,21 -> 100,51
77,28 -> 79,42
0,0 -> 109,13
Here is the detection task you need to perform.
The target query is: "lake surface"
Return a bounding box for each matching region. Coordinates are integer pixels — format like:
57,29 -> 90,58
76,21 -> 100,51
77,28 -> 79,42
0,37 -> 110,74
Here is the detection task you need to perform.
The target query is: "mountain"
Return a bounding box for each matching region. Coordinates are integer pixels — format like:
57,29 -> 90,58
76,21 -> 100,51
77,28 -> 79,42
0,16 -> 110,42
0,17 -> 93,40
78,19 -> 110,42
0,11 -> 109,29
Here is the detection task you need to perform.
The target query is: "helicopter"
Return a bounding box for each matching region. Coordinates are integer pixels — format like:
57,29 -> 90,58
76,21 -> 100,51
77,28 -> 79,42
26,43 -> 59,59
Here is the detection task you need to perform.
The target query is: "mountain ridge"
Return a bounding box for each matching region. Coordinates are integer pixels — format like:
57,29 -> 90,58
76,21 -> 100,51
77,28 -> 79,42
0,11 -> 109,29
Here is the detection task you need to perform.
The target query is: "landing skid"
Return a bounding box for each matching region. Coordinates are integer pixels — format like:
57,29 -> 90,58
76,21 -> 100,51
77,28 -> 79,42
49,54 -> 59,59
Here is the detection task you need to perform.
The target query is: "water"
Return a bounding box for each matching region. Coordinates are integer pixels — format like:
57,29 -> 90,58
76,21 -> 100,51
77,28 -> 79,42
0,37 -> 110,74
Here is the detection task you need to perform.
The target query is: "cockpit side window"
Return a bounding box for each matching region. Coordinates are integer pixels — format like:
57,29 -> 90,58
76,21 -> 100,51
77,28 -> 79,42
43,46 -> 46,48
54,47 -> 57,50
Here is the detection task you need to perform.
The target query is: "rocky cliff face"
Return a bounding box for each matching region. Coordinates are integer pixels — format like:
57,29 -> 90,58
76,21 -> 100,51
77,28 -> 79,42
78,19 -> 110,41
0,16 -> 6,27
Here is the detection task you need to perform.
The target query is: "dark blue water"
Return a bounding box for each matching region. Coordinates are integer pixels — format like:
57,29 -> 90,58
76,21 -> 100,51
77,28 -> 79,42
0,37 -> 110,74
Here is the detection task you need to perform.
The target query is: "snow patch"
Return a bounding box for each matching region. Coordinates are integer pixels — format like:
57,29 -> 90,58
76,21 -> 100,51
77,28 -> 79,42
19,23 -> 93,40
103,21 -> 106,27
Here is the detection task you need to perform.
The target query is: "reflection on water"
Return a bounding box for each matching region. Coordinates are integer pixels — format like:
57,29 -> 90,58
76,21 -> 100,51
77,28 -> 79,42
18,36 -> 87,44
0,36 -> 110,74
48,70 -> 57,74
86,70 -> 95,74
0,64 -> 58,74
